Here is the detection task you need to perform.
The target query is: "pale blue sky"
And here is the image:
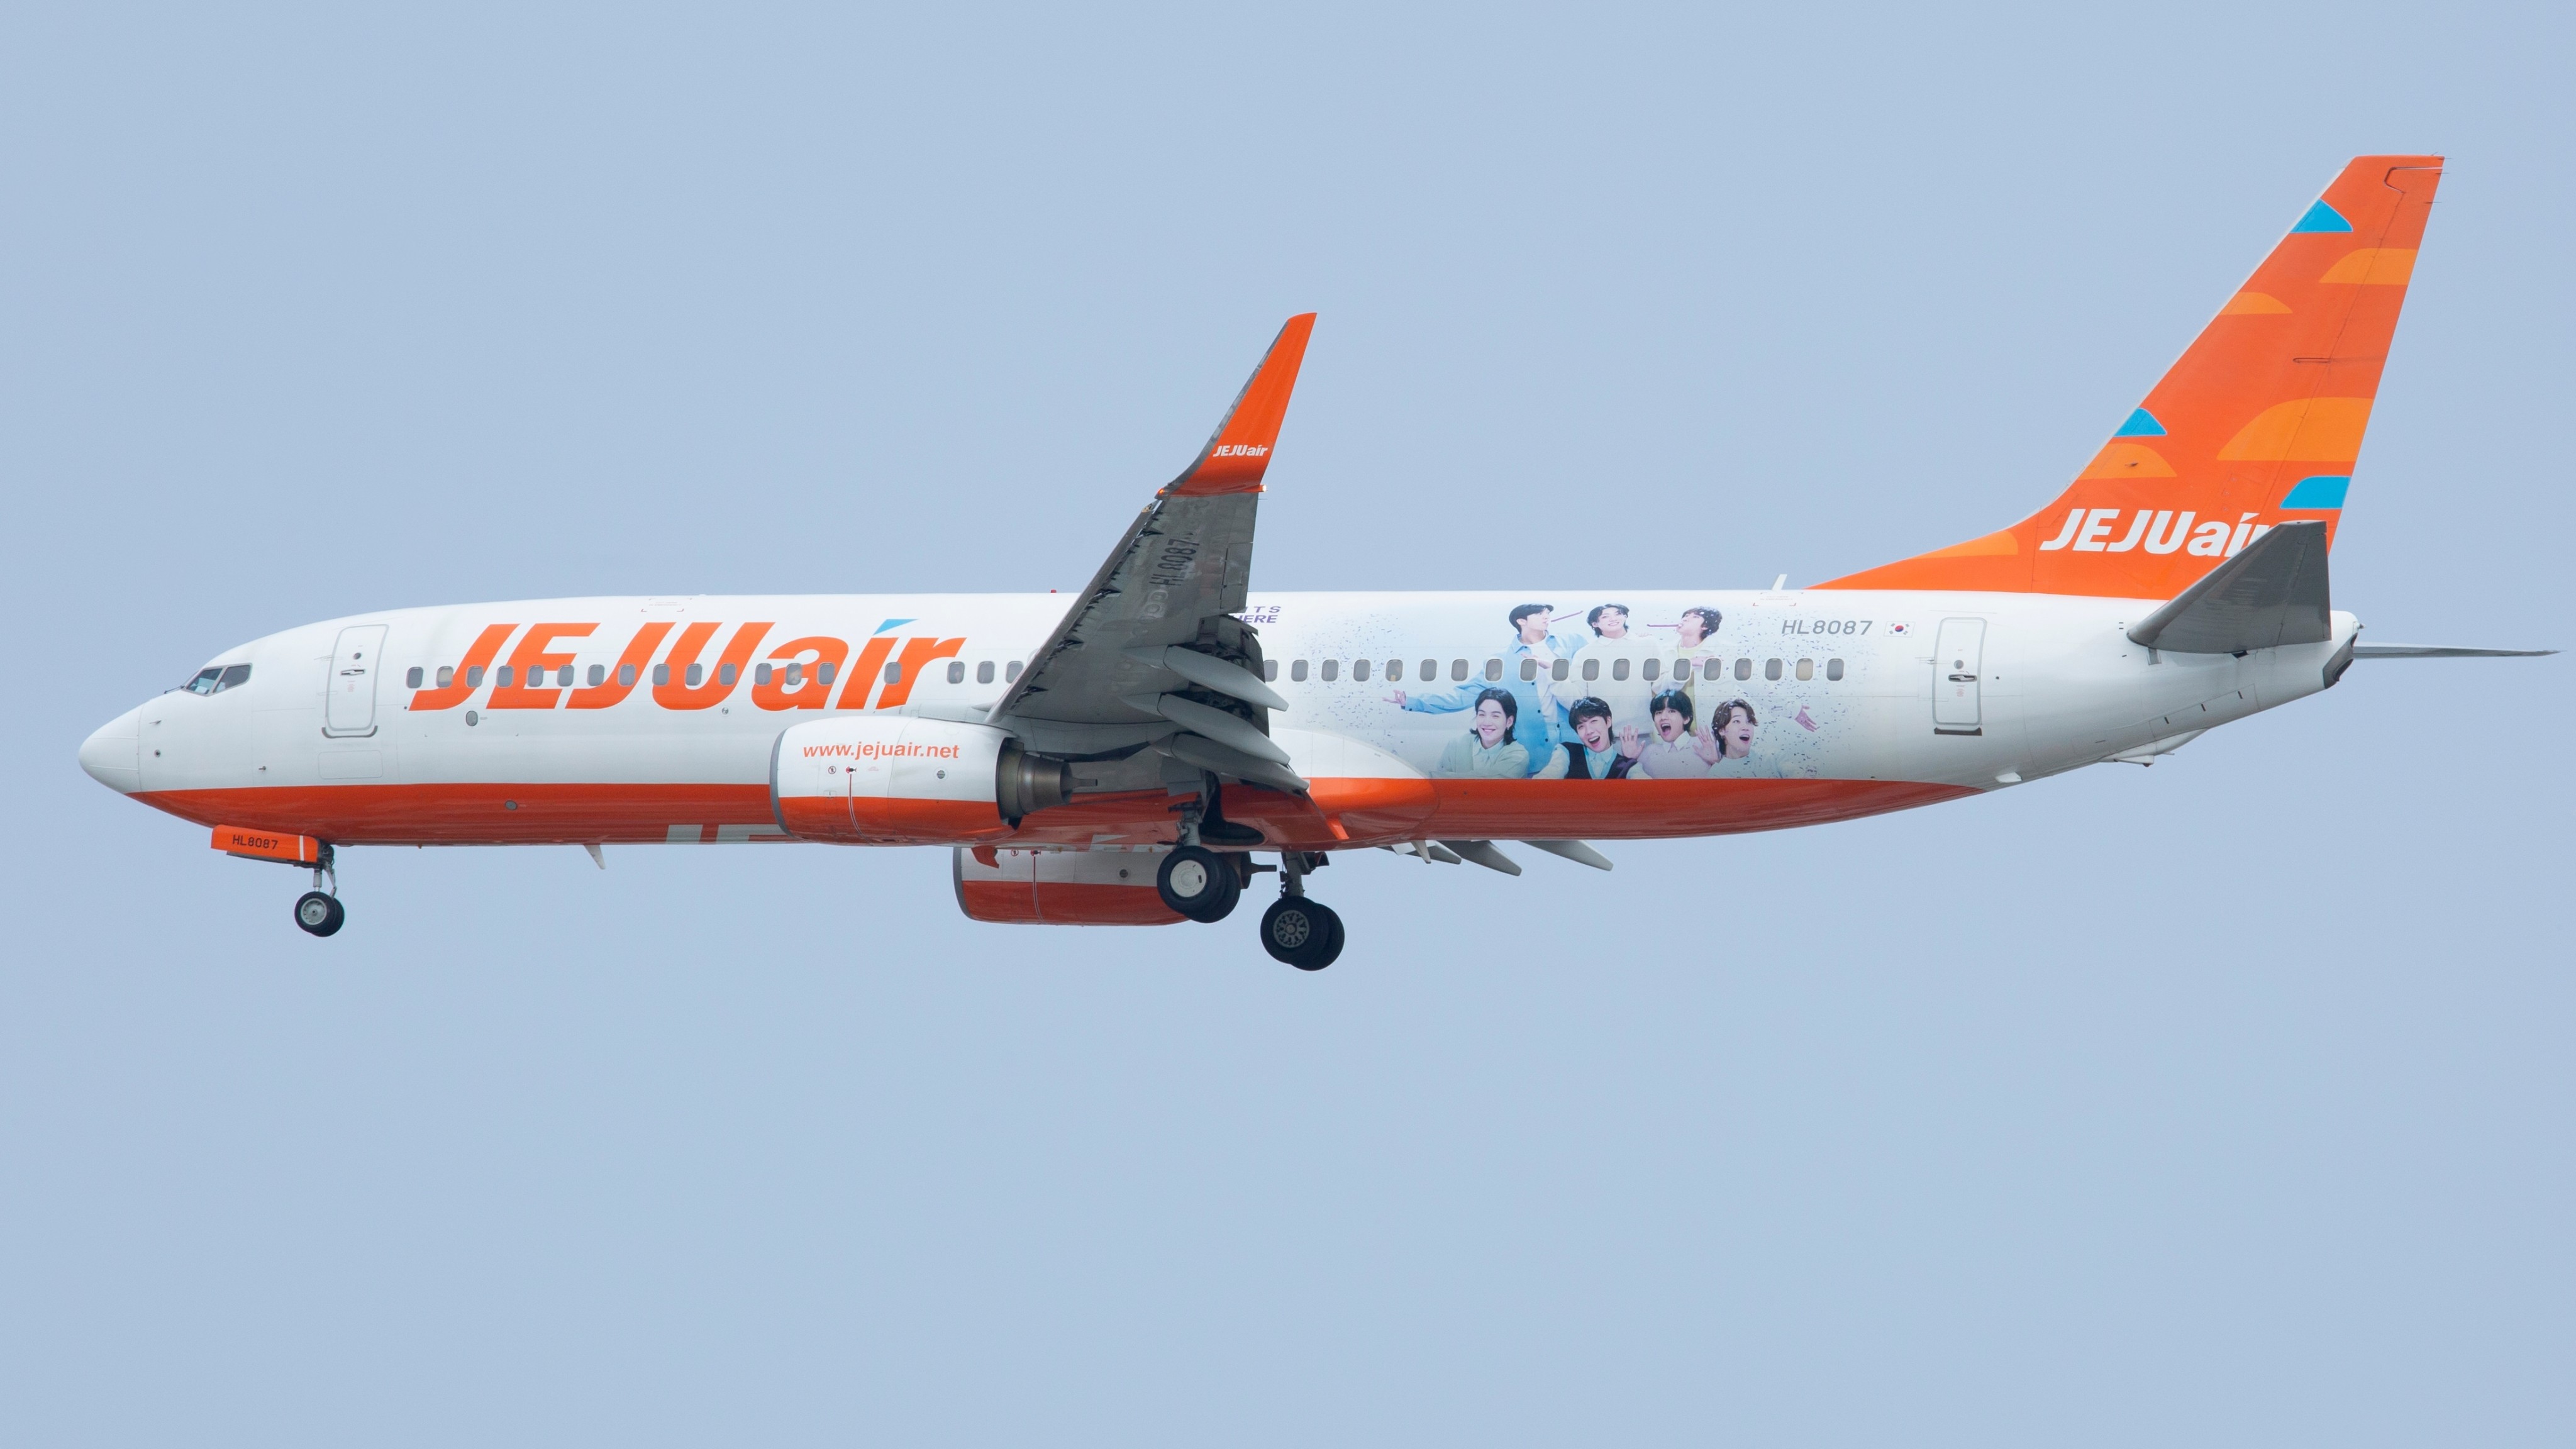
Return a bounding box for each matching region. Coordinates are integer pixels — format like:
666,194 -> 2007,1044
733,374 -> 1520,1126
4,4 -> 2570,1444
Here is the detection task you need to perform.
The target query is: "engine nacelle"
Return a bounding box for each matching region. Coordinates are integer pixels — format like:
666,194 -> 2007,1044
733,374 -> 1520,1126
770,716 -> 1071,845
953,847 -> 1182,926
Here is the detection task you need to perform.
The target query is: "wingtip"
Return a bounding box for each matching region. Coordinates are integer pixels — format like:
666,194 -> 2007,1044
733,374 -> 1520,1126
1162,313 -> 1319,497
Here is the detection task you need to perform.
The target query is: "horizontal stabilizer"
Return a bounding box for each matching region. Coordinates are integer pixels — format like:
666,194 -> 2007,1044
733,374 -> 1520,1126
2351,643 -> 2557,659
2127,521 -> 2329,653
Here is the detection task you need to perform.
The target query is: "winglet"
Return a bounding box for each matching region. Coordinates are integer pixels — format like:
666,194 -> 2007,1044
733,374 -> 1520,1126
1162,313 -> 1317,496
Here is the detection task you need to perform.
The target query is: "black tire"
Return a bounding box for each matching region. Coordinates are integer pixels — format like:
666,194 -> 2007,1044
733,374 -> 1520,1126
1260,897 -> 1343,970
1157,846 -> 1238,923
294,891 -> 345,938
1316,903 -> 1345,967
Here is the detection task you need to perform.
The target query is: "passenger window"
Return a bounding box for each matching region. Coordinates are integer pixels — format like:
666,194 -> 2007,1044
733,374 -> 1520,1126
406,667 -> 423,689
1319,659 -> 1339,681
1826,658 -> 1845,681
1005,661 -> 1022,681
1641,658 -> 1660,682
1353,658 -> 1371,682
719,663 -> 739,687
687,664 -> 705,687
588,664 -> 606,687
1422,659 -> 1438,682
557,665 -> 574,687
436,666 -> 455,689
1796,658 -> 1814,681
1612,658 -> 1630,681
1520,658 -> 1537,681
818,662 -> 836,686
786,662 -> 804,687
1484,658 -> 1501,681
1552,658 -> 1570,682
1582,658 -> 1599,681
884,662 -> 901,685
1704,658 -> 1722,680
652,664 -> 669,686
1765,658 -> 1782,680
495,665 -> 514,687
1291,660 -> 1309,682
1734,658 -> 1752,680
947,660 -> 965,684
1384,658 -> 1401,681
977,660 -> 995,684
1262,660 -> 1279,682
618,664 -> 636,687
756,663 -> 775,686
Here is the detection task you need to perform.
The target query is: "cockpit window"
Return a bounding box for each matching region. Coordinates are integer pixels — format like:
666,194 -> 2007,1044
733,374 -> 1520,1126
217,664 -> 251,691
186,667 -> 223,694
184,664 -> 252,695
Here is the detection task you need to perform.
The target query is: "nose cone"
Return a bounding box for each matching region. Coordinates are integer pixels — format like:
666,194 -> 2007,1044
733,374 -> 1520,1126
80,704 -> 145,794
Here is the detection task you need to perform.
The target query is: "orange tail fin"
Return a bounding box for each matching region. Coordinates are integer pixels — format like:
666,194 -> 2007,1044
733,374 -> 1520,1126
1819,155 -> 2443,598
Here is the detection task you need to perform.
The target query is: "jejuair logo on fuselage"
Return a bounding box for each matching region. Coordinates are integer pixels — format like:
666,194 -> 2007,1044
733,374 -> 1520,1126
2036,507 -> 2288,558
402,622 -> 970,714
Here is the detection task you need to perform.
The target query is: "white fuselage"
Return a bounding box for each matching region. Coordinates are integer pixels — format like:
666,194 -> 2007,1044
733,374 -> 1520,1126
81,589 -> 2356,851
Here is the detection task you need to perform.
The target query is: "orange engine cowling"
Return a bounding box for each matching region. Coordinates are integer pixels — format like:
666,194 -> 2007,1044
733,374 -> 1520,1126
771,716 -> 1070,845
953,847 -> 1183,926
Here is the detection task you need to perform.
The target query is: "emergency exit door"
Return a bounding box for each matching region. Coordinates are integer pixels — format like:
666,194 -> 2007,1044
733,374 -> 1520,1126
325,624 -> 388,736
1932,617 -> 1985,735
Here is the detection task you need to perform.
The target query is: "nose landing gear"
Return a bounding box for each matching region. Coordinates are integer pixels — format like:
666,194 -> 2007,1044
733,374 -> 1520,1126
292,843 -> 344,937
294,890 -> 346,936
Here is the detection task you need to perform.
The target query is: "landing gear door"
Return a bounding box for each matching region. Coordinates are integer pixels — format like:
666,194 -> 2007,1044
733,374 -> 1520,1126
325,624 -> 389,737
1932,617 -> 1985,735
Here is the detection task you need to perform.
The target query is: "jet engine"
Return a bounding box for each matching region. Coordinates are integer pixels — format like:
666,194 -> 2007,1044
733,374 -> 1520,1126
770,716 -> 1074,845
953,846 -> 1182,926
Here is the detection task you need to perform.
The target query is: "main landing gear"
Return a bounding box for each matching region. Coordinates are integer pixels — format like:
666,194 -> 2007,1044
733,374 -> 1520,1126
1258,850 -> 1342,970
1164,801 -> 1344,969
1156,845 -> 1241,923
1160,847 -> 1343,969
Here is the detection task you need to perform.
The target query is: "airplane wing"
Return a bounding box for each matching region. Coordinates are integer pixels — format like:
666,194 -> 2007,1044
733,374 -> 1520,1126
989,316 -> 1316,778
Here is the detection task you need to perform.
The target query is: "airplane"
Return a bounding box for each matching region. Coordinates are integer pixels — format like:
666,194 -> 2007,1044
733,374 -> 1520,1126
79,153 -> 2550,969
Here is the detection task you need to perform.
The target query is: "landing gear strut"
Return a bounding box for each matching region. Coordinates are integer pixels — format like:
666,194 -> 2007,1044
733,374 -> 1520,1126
292,844 -> 344,937
1260,852 -> 1342,970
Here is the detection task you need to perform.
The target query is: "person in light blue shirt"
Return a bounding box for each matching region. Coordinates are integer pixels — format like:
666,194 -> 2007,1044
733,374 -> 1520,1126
1384,602 -> 1574,776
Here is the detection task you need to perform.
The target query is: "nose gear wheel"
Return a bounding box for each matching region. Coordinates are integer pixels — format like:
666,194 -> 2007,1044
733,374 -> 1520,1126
294,891 -> 346,937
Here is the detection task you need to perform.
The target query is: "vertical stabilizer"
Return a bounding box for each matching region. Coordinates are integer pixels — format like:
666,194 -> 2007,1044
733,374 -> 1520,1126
1820,155 -> 2441,598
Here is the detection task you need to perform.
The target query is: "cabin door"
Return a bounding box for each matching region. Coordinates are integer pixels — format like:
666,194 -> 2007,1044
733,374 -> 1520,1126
325,624 -> 389,737
1931,618 -> 1985,735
